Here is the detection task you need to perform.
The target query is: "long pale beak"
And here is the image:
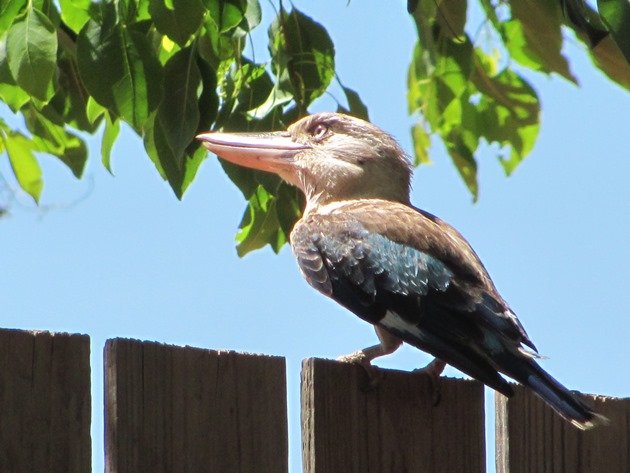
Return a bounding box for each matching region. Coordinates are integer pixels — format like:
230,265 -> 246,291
196,131 -> 310,174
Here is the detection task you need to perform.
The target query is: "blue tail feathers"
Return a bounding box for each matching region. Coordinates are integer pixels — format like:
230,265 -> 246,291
502,355 -> 607,429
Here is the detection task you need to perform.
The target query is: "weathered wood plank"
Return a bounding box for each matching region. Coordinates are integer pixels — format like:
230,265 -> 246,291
104,338 -> 288,473
301,358 -> 485,473
496,385 -> 629,473
0,328 -> 91,473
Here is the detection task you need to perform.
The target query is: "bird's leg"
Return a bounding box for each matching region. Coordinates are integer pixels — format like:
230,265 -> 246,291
414,358 -> 447,377
337,326 -> 402,364
337,327 -> 402,389
413,358 -> 447,405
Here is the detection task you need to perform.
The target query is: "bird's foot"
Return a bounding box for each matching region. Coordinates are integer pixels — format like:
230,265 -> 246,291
413,359 -> 447,406
336,350 -> 370,364
337,350 -> 383,391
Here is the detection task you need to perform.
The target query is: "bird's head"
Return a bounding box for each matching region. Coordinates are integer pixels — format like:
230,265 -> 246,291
197,112 -> 412,208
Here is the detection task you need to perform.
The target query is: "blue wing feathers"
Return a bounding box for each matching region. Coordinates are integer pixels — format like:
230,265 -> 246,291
293,221 -> 521,395
291,208 -> 600,427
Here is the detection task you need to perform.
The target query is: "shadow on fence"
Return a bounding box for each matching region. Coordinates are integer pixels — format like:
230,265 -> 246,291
0,328 -> 626,472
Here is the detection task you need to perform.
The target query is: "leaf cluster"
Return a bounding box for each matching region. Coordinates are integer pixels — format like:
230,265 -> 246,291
407,0 -> 630,200
0,0 -> 628,254
0,0 -> 369,253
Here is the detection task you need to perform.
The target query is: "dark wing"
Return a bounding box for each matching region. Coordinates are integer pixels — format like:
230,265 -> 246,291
292,213 -> 528,396
291,202 -> 602,427
344,201 -> 537,353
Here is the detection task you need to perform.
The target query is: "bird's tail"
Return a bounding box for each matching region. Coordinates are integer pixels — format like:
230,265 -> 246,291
497,354 -> 608,430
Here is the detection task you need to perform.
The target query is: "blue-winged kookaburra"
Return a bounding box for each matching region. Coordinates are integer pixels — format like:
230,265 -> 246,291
197,112 -> 605,429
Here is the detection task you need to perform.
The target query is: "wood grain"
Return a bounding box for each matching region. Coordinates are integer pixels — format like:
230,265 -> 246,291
0,328 -> 91,473
105,338 -> 288,473
301,357 -> 485,473
496,385 -> 629,473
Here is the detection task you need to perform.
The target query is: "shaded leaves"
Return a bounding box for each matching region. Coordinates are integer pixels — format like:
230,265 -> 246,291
77,7 -> 163,132
23,106 -> 88,178
6,7 -> 57,101
156,47 -> 201,162
269,8 -> 335,112
505,0 -> 577,83
149,0 -> 205,46
407,0 -> 629,199
598,0 -> 630,63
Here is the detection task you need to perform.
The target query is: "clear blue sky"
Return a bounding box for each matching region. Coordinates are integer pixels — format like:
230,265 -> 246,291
1,1 -> 629,471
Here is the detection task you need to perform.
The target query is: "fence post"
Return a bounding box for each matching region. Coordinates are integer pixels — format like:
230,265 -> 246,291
0,328 -> 91,473
301,358 -> 485,473
104,338 -> 288,473
496,385 -> 629,472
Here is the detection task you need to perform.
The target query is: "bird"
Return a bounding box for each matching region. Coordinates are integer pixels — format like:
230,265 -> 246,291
197,112 -> 606,429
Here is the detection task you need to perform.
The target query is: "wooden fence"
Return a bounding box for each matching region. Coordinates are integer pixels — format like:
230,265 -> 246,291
0,328 -> 627,473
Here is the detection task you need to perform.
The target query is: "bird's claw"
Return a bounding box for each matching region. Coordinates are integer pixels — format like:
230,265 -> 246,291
413,359 -> 446,406
336,350 -> 369,364
337,350 -> 384,391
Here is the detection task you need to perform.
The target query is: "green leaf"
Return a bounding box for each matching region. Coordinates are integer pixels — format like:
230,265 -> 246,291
77,8 -> 163,132
220,1 -> 244,33
435,0 -> 466,39
101,111 -> 119,173
589,34 -> 630,89
0,0 -> 26,36
86,96 -> 105,124
407,42 -> 430,115
235,63 -> 273,110
202,0 -> 247,53
410,0 -> 438,39
202,0 -> 245,35
236,184 -> 285,256
436,38 -> 473,96
215,60 -> 281,128
156,47 -> 201,163
269,8 -> 335,110
143,114 -> 206,198
408,27 -> 541,198
143,115 -> 167,180
564,0 -> 630,88
149,0 -> 205,46
472,53 -> 540,175
446,132 -> 478,200
598,0 -> 630,63
507,0 -> 577,83
196,55 -> 219,130
408,39 -> 467,127
338,85 -> 369,121
22,107 -> 88,177
0,36 -> 30,112
41,44 -> 97,133
113,0 -> 146,24
6,7 -> 58,101
561,0 -> 609,47
499,123 -> 539,175
247,86 -> 293,119
411,122 -> 431,165
3,131 -> 43,203
220,61 -> 274,115
242,0 -> 261,32
31,0 -> 61,25
59,0 -> 92,33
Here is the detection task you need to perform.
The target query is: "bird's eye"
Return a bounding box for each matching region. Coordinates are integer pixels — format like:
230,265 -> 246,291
310,123 -> 328,140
